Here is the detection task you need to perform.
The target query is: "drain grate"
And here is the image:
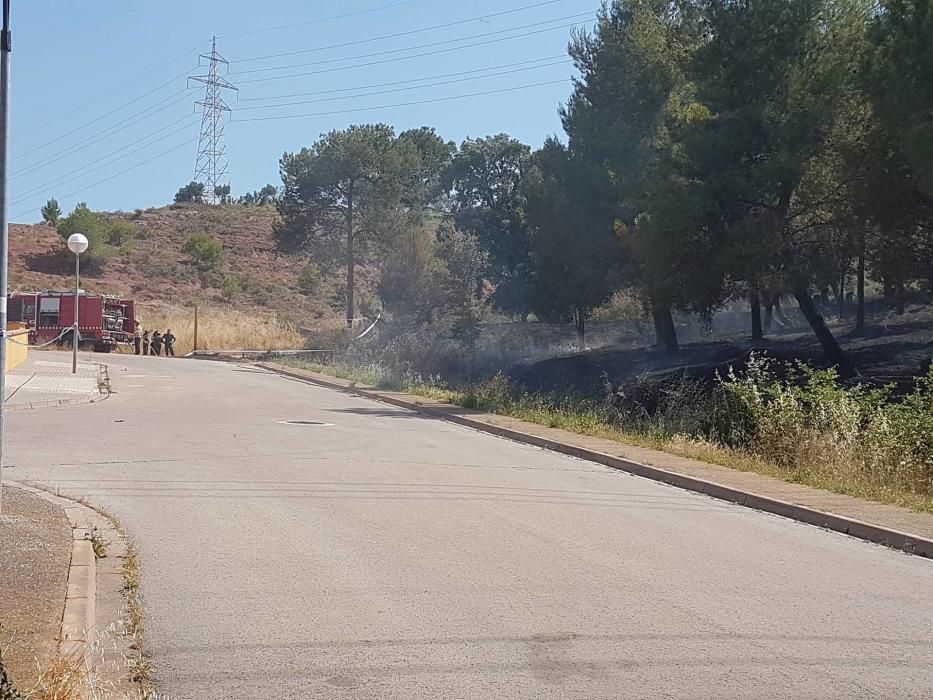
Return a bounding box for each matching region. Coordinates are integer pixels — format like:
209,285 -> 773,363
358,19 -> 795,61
277,420 -> 332,426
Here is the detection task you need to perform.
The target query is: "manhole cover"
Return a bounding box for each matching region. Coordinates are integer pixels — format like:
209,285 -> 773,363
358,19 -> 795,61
277,420 -> 332,426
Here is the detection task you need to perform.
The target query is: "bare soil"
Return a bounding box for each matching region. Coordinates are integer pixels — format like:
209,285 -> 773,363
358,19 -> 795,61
0,486 -> 71,692
9,204 -> 376,326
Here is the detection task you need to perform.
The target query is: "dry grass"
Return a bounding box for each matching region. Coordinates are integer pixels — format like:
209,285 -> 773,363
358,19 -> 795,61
139,306 -> 306,355
21,648 -> 86,700
120,541 -> 149,692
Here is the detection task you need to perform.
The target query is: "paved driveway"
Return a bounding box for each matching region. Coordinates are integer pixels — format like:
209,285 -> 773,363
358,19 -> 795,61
6,352 -> 933,699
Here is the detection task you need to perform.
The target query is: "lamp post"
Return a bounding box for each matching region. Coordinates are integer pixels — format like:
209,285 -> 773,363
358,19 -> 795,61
67,233 -> 88,374
0,0 -> 10,515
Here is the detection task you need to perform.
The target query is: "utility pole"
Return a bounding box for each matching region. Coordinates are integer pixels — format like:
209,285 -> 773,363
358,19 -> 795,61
189,37 -> 237,205
0,0 -> 11,514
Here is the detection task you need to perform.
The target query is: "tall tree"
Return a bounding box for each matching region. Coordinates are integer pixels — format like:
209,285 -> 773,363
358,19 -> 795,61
441,134 -> 533,318
396,127 -> 456,214
41,197 -> 61,226
865,0 -> 933,195
524,137 -> 620,349
675,0 -> 861,375
563,0 -> 710,351
276,124 -> 412,326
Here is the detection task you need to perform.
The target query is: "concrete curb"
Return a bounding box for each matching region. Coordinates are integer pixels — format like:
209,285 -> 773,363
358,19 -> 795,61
12,482 -> 130,695
261,363 -> 933,559
12,484 -> 98,661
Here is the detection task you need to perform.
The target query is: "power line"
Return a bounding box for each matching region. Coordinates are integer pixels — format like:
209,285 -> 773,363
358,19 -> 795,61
13,90 -> 195,179
13,66 -> 199,161
232,79 -> 570,123
232,0 -> 570,63
11,138 -> 197,223
239,55 -> 567,103
218,0 -> 427,40
230,13 -> 590,77
10,117 -> 199,206
12,41 -> 208,141
237,59 -> 571,111
236,21 -> 588,85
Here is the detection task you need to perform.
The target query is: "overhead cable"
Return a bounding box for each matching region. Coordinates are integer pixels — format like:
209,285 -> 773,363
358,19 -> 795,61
229,13 -> 590,77
232,79 -> 570,122
11,138 -> 198,223
237,59 -> 571,110
231,0 -> 571,63
235,21 -> 588,84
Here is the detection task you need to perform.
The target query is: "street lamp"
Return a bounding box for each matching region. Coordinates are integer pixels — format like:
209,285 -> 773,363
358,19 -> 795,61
67,233 -> 88,374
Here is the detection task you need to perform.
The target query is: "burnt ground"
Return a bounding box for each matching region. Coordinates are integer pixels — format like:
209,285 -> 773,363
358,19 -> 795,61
509,305 -> 933,398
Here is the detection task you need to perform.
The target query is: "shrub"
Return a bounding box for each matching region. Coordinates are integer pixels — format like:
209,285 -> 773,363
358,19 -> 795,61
105,219 -> 135,248
298,262 -> 323,296
175,181 -> 205,203
183,233 -> 223,271
222,274 -> 242,301
55,202 -> 133,268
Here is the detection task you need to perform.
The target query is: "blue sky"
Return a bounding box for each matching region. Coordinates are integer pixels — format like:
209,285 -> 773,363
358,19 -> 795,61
8,0 -> 598,222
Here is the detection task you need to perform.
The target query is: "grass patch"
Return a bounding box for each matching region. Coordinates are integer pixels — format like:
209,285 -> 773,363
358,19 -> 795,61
121,541 -> 152,694
281,358 -> 933,513
140,306 -> 306,355
21,648 -> 87,700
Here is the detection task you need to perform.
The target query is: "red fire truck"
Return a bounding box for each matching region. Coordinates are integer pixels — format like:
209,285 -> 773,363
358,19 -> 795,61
9,291 -> 137,352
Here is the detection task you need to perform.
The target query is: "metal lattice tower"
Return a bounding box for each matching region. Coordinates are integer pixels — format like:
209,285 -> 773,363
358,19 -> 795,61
189,37 -> 237,204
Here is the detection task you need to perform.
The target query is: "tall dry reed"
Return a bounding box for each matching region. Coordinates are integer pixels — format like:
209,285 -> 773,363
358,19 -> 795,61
138,306 -> 305,354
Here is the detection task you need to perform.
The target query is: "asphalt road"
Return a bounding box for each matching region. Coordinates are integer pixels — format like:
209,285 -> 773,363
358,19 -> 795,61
6,352 -> 933,699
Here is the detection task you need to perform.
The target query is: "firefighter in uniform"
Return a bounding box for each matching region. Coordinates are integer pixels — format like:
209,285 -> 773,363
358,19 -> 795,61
142,330 -> 151,356
163,329 -> 176,357
134,321 -> 142,355
151,331 -> 163,356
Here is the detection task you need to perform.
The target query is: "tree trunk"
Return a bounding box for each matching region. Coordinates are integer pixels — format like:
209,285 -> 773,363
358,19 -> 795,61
345,186 -> 355,328
838,265 -> 847,319
764,297 -> 774,335
750,289 -> 763,340
773,296 -> 790,328
651,300 -> 678,352
855,248 -> 866,332
794,288 -> 856,378
575,307 -> 585,351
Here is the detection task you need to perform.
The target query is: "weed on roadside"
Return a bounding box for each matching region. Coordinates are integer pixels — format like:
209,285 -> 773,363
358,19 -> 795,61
283,356 -> 933,512
121,541 -> 152,695
85,527 -> 109,559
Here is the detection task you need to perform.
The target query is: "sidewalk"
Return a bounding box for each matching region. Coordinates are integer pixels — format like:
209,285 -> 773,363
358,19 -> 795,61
4,353 -> 103,409
0,485 -> 72,691
262,362 -> 933,556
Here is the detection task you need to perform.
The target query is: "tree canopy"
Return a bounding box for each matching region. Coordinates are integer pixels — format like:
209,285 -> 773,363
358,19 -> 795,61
174,181 -> 205,204
266,1 -> 933,374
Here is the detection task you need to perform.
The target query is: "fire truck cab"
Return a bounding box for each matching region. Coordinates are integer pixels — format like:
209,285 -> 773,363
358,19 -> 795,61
9,291 -> 136,352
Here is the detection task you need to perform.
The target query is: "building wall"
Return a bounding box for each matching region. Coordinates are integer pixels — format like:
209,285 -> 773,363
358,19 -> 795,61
5,324 -> 29,372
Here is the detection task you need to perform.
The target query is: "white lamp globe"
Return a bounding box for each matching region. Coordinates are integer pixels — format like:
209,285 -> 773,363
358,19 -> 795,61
67,232 -> 89,255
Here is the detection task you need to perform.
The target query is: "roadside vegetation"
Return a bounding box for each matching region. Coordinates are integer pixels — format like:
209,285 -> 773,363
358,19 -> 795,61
140,307 -> 305,355
284,354 -> 933,513
18,1 -> 933,510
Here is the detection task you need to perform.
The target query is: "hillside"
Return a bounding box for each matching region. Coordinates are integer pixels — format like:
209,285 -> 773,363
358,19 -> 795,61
9,204 -> 375,326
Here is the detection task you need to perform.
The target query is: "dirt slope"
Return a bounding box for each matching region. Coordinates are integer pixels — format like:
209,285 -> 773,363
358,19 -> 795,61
9,204 -> 374,325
